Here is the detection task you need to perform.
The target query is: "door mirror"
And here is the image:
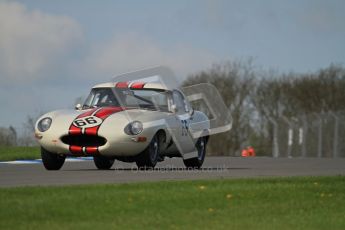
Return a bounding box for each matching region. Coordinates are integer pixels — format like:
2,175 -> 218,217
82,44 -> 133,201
75,103 -> 82,110
171,104 -> 177,113
189,108 -> 194,116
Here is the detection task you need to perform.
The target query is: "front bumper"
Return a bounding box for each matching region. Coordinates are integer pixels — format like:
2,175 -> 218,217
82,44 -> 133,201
36,131 -> 151,157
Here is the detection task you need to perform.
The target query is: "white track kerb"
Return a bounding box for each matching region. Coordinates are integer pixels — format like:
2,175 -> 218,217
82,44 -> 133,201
0,157 -> 92,165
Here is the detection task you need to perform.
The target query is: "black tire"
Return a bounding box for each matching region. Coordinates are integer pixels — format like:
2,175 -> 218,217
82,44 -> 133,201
41,147 -> 65,170
93,155 -> 114,170
183,136 -> 207,169
136,134 -> 160,169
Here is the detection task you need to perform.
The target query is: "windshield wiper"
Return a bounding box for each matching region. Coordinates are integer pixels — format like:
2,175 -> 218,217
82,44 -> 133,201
133,94 -> 154,105
139,104 -> 160,111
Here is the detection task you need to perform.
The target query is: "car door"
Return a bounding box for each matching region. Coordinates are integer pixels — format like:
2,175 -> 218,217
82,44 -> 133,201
170,90 -> 196,157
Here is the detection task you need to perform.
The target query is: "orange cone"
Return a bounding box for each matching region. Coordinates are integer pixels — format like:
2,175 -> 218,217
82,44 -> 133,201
241,149 -> 248,157
247,146 -> 256,157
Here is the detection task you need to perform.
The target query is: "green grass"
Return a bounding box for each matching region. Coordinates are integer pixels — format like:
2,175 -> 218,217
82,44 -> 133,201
0,146 -> 40,161
0,176 -> 344,230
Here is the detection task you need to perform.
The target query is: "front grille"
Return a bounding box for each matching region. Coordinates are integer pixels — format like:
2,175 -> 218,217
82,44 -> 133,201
61,135 -> 107,147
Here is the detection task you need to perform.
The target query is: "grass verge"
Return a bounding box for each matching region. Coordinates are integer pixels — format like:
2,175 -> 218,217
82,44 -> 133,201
0,176 -> 344,230
0,146 -> 40,161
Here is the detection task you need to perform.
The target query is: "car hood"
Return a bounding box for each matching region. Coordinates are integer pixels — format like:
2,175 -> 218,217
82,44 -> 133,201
36,107 -> 171,136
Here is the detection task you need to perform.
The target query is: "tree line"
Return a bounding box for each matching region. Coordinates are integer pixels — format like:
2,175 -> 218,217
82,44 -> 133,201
0,116 -> 38,147
182,61 -> 345,156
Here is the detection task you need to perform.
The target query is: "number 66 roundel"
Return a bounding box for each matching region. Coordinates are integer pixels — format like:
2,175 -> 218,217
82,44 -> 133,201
73,116 -> 103,128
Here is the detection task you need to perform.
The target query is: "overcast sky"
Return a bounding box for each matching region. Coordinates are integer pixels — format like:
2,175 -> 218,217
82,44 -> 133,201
1,0 -> 345,129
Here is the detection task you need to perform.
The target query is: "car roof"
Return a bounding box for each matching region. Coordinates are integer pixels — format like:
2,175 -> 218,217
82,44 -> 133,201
92,81 -> 170,91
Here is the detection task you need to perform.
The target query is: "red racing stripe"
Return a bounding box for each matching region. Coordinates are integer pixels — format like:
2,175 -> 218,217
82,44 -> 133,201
78,108 -> 98,118
68,107 -> 128,155
68,108 -> 99,135
84,126 -> 98,136
94,107 -> 125,119
83,107 -> 125,136
130,82 -> 146,89
69,125 -> 82,135
69,145 -> 83,155
115,82 -> 129,88
86,146 -> 99,155
68,106 -> 129,156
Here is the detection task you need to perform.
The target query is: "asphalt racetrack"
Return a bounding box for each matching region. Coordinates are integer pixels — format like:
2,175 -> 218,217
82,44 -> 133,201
1,157 -> 344,187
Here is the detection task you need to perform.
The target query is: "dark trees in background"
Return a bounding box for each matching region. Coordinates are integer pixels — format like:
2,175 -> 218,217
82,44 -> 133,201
183,62 -> 345,156
286,65 -> 345,113
0,127 -> 17,146
0,114 -> 42,146
19,115 -> 38,146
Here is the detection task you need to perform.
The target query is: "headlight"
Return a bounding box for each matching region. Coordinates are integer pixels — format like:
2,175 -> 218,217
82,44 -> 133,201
38,117 -> 52,132
129,121 -> 143,135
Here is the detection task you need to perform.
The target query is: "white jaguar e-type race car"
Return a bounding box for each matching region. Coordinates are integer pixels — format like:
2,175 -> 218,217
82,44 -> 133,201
35,67 -> 232,170
35,80 -> 216,170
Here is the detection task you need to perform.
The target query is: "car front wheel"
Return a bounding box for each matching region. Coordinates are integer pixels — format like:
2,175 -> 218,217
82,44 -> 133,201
183,136 -> 207,169
41,147 -> 66,170
93,155 -> 114,170
136,134 -> 160,169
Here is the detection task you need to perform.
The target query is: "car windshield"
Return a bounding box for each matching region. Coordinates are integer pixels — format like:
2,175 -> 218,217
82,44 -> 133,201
83,88 -> 169,111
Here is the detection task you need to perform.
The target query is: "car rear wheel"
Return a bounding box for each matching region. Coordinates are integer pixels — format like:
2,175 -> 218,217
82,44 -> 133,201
183,136 -> 207,169
93,155 -> 114,170
41,147 -> 66,170
136,134 -> 160,170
